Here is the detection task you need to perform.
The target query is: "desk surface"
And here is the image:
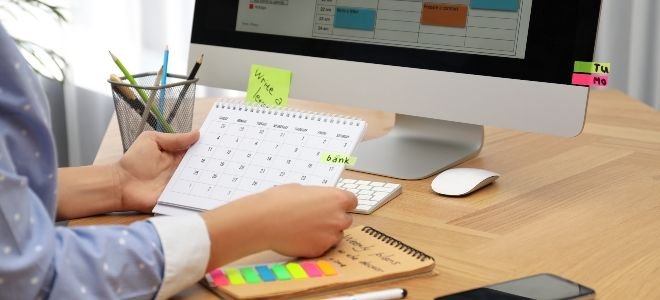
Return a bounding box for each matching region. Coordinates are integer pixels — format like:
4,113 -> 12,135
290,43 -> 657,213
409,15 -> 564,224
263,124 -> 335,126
75,90 -> 660,299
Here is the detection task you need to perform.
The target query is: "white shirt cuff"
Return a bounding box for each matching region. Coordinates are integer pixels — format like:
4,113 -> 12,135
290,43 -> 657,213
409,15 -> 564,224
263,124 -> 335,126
149,214 -> 210,299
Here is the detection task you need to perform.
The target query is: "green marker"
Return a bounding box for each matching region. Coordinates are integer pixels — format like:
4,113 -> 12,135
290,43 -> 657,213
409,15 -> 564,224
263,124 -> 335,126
109,51 -> 175,133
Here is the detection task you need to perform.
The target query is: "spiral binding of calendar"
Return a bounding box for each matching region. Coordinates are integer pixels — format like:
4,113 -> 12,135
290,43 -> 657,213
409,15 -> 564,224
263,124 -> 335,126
215,98 -> 364,127
361,226 -> 435,262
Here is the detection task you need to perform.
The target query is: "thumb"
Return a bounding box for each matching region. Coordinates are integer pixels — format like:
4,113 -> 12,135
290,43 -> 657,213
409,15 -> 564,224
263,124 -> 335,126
155,130 -> 200,152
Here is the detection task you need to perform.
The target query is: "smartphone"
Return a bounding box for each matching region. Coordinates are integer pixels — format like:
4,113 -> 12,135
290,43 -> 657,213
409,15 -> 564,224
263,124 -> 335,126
434,273 -> 595,300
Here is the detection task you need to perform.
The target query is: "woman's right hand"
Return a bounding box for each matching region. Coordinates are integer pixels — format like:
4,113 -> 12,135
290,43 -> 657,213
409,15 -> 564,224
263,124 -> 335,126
201,184 -> 357,270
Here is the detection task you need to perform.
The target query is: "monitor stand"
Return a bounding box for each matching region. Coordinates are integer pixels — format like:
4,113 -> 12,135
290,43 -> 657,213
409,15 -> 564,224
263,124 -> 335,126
348,114 -> 484,180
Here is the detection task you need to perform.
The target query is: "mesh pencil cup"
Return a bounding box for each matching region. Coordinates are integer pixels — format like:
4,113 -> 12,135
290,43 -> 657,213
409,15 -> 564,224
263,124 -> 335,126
108,72 -> 198,152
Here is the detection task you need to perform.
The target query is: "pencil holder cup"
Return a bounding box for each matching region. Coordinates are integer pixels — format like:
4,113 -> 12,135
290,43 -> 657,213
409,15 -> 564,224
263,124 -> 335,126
108,72 -> 198,152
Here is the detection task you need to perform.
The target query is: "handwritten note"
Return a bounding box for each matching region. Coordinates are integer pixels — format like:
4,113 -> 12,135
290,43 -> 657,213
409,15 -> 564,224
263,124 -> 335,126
246,64 -> 292,107
574,61 -> 611,74
320,152 -> 358,166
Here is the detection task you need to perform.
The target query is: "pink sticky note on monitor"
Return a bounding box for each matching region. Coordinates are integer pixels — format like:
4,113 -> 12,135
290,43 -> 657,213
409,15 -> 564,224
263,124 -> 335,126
572,73 -> 608,87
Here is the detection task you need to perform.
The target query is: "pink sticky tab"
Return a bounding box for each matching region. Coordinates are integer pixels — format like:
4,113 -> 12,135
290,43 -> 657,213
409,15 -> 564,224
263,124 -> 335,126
300,261 -> 324,277
210,269 -> 229,286
572,73 -> 608,87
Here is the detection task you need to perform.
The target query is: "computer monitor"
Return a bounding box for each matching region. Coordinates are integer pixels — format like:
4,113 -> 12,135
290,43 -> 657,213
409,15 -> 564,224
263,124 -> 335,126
188,0 -> 601,179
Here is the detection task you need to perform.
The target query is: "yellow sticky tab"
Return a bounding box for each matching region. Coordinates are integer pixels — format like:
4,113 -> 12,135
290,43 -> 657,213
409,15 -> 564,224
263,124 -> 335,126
574,61 -> 611,74
246,64 -> 292,107
320,152 -> 358,166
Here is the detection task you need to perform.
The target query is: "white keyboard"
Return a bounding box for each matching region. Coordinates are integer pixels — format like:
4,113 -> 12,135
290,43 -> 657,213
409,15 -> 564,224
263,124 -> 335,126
336,178 -> 402,214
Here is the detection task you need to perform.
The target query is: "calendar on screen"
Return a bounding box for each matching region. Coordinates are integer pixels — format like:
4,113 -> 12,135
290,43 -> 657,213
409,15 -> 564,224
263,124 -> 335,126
153,100 -> 367,215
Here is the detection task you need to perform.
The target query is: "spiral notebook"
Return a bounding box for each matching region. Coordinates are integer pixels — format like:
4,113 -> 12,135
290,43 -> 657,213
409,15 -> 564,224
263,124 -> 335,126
203,225 -> 436,299
153,100 -> 367,215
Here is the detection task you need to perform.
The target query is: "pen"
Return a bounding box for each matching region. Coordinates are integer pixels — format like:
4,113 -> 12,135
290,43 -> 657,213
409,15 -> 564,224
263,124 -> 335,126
167,53 -> 203,123
325,288 -> 407,300
158,45 -> 169,131
109,51 -> 174,133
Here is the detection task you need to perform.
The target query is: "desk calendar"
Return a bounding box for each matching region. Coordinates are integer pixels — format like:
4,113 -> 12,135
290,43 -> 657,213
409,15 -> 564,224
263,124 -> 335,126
153,100 -> 367,215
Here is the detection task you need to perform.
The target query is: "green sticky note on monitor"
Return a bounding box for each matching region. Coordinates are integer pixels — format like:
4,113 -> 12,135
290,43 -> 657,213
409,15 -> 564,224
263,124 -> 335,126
246,64 -> 292,107
574,61 -> 611,74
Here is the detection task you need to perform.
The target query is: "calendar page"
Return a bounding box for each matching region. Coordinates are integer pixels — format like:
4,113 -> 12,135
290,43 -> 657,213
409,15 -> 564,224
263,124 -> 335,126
154,100 -> 367,215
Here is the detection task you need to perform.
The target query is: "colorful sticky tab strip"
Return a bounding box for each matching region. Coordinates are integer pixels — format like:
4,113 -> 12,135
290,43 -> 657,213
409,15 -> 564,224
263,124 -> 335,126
574,61 -> 611,74
320,152 -> 358,166
246,64 -> 292,107
213,260 -> 338,286
572,74 -> 608,87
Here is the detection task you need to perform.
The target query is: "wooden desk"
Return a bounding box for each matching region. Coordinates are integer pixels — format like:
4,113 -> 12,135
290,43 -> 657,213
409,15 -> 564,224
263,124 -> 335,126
74,90 -> 660,299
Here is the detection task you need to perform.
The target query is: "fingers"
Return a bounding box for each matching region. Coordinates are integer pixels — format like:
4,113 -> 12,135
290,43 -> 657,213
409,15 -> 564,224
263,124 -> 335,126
337,189 -> 358,212
154,130 -> 200,152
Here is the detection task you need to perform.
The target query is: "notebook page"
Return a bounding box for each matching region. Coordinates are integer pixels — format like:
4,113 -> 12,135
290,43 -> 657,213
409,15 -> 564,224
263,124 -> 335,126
155,100 -> 366,214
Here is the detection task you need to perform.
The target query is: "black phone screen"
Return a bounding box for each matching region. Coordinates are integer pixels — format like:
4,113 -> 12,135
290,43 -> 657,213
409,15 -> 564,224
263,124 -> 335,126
435,274 -> 595,300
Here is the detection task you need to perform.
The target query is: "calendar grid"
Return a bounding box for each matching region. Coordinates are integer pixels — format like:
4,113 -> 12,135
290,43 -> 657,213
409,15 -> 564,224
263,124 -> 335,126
155,100 -> 366,214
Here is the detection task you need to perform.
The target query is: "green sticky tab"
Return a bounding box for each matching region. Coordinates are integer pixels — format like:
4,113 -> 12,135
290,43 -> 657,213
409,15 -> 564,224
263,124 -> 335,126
240,267 -> 261,284
271,264 -> 291,280
225,268 -> 246,285
574,61 -> 611,74
286,262 -> 308,279
320,152 -> 358,166
246,64 -> 292,107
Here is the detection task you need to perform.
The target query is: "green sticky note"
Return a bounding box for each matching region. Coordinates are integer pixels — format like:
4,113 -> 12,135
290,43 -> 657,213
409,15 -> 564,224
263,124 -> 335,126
574,61 -> 611,74
239,267 -> 261,284
246,64 -> 292,107
320,152 -> 358,166
285,262 -> 308,279
271,264 -> 292,280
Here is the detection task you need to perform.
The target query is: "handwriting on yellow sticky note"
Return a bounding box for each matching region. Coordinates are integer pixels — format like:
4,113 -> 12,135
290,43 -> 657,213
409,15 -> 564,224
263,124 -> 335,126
320,152 -> 358,166
246,64 -> 292,107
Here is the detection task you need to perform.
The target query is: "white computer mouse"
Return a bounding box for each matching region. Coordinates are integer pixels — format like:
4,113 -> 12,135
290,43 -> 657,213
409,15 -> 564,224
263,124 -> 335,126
431,168 -> 500,196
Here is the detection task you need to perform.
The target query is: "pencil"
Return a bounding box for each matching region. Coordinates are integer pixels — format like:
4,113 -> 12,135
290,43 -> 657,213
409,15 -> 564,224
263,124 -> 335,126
158,46 -> 169,131
167,54 -> 204,123
138,67 -> 165,134
109,51 -> 174,133
110,74 -> 158,129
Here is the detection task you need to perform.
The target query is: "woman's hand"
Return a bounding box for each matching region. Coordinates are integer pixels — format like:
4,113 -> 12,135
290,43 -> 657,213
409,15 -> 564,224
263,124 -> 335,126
115,130 -> 199,212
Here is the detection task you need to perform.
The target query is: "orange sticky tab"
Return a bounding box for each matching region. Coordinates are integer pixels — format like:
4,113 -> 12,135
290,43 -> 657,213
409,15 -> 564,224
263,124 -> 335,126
316,260 -> 337,276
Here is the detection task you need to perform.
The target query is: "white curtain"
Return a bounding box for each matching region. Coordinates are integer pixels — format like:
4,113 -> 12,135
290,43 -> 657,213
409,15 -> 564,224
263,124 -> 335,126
594,0 -> 660,110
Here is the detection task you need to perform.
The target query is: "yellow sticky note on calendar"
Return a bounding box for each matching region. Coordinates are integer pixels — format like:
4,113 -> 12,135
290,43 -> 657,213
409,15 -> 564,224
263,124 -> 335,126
246,64 -> 292,107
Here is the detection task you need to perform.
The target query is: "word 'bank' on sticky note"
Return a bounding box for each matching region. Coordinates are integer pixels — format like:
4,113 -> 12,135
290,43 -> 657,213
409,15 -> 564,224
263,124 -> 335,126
246,64 -> 292,107
574,61 -> 611,74
320,152 -> 358,166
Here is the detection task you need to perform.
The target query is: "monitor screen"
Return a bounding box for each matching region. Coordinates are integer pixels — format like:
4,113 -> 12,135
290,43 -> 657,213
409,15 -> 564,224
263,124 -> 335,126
188,0 -> 601,179
191,0 -> 599,85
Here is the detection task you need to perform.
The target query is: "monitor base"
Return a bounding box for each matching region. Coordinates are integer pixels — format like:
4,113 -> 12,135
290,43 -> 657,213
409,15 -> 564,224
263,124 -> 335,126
348,114 -> 484,180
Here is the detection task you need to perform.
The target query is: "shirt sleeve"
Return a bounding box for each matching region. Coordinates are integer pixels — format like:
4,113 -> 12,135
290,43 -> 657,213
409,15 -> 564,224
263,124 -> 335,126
0,170 -> 162,299
149,214 -> 211,300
